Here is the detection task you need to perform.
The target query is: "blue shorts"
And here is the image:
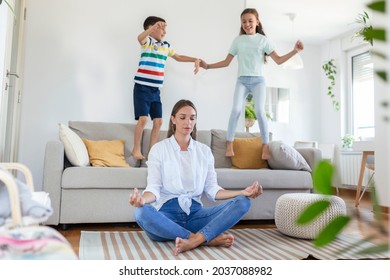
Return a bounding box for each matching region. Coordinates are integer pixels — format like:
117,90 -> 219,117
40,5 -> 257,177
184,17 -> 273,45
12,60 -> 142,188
133,83 -> 162,120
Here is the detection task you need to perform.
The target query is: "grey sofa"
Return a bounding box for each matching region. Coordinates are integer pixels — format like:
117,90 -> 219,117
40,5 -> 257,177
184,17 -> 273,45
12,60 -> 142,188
43,121 -> 321,228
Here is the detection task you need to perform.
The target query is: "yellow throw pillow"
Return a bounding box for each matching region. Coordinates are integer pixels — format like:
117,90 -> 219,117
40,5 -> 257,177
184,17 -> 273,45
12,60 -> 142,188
82,139 -> 130,167
232,137 -> 269,169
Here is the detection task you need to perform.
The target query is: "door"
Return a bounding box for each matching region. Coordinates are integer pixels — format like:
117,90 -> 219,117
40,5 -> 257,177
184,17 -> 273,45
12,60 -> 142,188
0,0 -> 24,162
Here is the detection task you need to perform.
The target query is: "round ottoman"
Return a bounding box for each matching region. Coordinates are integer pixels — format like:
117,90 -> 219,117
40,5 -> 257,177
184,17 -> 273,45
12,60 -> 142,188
275,193 -> 347,239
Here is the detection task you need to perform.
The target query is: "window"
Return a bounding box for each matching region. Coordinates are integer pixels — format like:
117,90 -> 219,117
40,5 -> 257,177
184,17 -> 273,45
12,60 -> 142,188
346,48 -> 375,139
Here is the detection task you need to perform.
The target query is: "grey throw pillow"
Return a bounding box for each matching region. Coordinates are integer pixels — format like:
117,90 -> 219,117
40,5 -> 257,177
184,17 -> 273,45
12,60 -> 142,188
268,141 -> 312,172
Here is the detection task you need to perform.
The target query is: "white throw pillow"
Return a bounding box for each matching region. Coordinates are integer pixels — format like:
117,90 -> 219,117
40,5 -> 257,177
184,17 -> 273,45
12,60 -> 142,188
267,141 -> 312,172
58,123 -> 89,166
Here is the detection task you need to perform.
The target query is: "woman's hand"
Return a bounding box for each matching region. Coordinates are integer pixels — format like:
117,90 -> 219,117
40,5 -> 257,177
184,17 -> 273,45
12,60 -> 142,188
242,181 -> 263,199
129,188 -> 145,207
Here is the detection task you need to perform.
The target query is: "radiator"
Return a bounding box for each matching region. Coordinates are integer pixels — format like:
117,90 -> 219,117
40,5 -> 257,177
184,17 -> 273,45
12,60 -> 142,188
340,152 -> 371,186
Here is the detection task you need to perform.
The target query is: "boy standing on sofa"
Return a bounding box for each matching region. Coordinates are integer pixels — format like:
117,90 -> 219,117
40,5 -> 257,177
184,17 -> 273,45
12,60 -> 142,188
132,16 -> 200,160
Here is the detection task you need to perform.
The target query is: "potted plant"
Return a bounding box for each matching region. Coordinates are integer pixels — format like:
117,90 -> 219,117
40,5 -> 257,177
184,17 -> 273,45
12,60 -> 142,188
245,95 -> 256,131
342,134 -> 355,150
322,59 -> 340,111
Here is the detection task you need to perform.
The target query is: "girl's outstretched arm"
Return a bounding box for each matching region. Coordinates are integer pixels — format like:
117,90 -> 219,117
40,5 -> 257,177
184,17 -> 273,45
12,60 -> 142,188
202,54 -> 234,70
269,40 -> 304,65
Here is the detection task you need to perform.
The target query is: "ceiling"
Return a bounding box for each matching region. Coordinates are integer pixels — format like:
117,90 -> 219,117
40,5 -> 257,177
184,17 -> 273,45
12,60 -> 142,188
246,0 -> 371,45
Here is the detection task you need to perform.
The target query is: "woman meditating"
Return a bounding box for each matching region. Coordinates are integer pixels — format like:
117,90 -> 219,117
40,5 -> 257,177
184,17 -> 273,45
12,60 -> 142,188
129,99 -> 263,255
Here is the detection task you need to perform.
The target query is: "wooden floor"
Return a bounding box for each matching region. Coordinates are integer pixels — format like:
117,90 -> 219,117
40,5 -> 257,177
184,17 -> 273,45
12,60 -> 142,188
52,189 -> 389,257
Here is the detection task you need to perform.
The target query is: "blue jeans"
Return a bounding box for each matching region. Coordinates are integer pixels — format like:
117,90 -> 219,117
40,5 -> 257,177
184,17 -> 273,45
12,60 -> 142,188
134,196 -> 250,243
227,76 -> 268,143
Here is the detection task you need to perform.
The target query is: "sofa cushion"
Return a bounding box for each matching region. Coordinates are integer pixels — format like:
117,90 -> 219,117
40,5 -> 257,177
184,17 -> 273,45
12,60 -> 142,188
232,137 -> 269,169
68,121 -> 139,167
267,141 -> 312,172
58,123 -> 89,167
82,139 -> 130,167
62,167 -> 147,189
210,129 -> 261,168
215,168 -> 313,190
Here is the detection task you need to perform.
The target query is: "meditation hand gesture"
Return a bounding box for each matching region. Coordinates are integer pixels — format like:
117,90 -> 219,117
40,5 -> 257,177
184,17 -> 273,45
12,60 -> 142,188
242,181 -> 263,199
129,188 -> 145,208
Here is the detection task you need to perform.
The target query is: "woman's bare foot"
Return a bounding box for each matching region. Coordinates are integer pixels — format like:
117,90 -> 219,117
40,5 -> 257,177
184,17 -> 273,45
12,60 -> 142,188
225,141 -> 234,157
132,150 -> 145,160
262,144 -> 270,160
174,233 -> 205,255
174,233 -> 234,255
207,233 -> 234,247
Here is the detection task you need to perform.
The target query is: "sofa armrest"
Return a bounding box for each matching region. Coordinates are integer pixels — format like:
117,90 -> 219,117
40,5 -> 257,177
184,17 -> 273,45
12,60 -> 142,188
295,148 -> 322,171
42,140 -> 64,225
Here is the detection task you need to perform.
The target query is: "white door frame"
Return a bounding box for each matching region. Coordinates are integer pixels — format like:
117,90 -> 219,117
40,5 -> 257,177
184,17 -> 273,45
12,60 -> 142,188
0,0 -> 25,162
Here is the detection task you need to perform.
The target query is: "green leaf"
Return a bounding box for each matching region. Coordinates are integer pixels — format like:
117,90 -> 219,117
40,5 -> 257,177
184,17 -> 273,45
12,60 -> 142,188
376,71 -> 387,82
367,1 -> 385,12
296,200 -> 330,225
314,216 -> 350,247
312,161 -> 334,194
357,243 -> 389,255
364,28 -> 386,42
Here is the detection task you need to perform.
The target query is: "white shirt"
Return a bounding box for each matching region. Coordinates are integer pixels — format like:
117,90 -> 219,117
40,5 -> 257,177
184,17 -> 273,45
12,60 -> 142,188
144,136 -> 223,215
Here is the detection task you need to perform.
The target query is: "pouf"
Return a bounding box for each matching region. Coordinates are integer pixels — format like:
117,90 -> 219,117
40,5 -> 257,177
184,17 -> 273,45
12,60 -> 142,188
275,193 -> 347,239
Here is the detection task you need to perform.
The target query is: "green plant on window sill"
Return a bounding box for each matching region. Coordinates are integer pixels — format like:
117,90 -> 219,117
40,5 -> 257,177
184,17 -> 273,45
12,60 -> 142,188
342,134 -> 355,150
322,59 -> 340,111
296,160 -> 389,254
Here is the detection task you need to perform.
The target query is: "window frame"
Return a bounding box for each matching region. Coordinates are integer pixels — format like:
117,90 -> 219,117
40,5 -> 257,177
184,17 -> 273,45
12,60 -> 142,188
345,45 -> 374,139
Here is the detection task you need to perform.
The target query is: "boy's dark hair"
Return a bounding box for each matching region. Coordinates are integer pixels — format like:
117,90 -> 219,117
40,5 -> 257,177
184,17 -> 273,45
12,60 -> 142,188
143,16 -> 166,30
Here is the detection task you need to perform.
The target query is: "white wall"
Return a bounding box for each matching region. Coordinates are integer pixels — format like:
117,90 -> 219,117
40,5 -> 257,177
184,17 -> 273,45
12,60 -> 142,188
19,0 -> 322,190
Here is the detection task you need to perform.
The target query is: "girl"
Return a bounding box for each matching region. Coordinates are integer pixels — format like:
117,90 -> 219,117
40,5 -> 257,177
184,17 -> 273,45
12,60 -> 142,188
201,8 -> 304,159
129,99 -> 263,255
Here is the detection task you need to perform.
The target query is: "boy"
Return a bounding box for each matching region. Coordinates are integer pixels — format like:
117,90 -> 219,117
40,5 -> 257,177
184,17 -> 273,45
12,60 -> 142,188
132,16 -> 200,160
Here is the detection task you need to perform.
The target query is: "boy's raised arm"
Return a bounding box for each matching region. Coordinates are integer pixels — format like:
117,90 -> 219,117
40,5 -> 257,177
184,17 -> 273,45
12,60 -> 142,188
137,21 -> 166,45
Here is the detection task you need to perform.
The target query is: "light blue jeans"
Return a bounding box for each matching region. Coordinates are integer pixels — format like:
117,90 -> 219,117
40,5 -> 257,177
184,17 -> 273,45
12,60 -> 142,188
227,76 -> 268,143
134,196 -> 250,243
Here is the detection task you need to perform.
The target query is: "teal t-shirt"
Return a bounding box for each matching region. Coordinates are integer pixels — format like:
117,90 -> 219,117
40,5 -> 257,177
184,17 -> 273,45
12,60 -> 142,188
229,33 -> 274,77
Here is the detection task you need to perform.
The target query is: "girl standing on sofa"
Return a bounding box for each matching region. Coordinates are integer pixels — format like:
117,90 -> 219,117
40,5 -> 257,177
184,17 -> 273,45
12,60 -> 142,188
200,8 -> 304,159
129,99 -> 263,255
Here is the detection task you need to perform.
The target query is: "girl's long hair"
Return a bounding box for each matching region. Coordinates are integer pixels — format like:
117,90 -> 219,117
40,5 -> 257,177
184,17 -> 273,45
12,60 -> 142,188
240,8 -> 268,63
167,99 -> 197,140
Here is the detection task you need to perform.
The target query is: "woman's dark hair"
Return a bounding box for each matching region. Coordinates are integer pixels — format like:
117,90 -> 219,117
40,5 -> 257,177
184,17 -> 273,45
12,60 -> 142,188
167,100 -> 197,139
240,8 -> 268,63
143,16 -> 166,30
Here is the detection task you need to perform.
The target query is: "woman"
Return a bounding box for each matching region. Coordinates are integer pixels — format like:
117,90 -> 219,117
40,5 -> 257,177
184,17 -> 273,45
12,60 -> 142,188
129,99 -> 263,255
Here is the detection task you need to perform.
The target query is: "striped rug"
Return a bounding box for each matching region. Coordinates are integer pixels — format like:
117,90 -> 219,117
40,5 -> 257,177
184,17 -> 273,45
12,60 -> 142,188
79,228 -> 389,260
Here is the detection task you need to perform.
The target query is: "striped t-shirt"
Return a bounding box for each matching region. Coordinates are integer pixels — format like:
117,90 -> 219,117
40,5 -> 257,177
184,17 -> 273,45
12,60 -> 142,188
134,36 -> 175,88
